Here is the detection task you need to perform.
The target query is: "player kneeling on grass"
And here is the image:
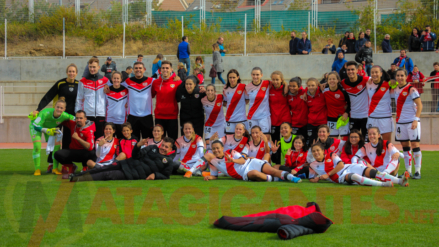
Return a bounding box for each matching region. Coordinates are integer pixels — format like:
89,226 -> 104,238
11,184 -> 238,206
174,122 -> 205,176
184,140 -> 302,183
28,100 -> 74,176
309,143 -> 409,187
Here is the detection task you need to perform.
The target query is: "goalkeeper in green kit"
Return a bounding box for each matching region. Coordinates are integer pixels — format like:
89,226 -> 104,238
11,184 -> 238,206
28,100 -> 75,175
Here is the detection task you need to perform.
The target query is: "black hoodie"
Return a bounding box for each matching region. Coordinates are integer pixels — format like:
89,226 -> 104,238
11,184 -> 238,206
175,75 -> 206,121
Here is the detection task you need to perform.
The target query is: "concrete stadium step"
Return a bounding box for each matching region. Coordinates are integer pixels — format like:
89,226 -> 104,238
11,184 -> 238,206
4,92 -> 46,106
0,81 -> 55,93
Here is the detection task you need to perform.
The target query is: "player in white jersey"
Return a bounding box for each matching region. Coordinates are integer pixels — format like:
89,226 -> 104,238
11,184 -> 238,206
142,124 -> 164,149
223,69 -> 249,134
202,84 -> 226,152
245,67 -> 271,136
366,66 -> 394,141
105,72 -> 128,138
306,125 -> 345,164
174,122 -> 205,177
392,69 -> 423,179
210,123 -> 250,156
87,123 -> 120,169
184,140 -> 302,183
309,143 -> 409,187
352,127 -> 403,176
247,126 -> 271,160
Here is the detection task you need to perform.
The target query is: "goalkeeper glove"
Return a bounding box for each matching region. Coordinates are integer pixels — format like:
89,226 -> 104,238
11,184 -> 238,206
28,111 -> 38,120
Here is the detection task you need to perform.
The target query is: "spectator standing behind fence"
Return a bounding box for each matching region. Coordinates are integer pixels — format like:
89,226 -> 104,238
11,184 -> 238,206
131,54 -> 143,77
407,65 -> 425,94
338,31 -> 349,48
355,32 -> 366,52
332,51 -> 347,73
420,25 -> 436,51
211,43 -> 226,84
387,63 -> 398,80
365,29 -> 371,41
430,62 -> 439,112
152,54 -> 163,75
322,38 -> 336,54
217,37 -> 227,56
101,57 -> 117,80
382,34 -> 392,53
289,32 -> 299,55
82,56 -> 97,78
393,50 -> 414,73
355,41 -> 373,76
177,36 -> 191,76
177,62 -> 187,83
409,28 -> 422,52
346,32 -> 356,53
297,31 -> 311,55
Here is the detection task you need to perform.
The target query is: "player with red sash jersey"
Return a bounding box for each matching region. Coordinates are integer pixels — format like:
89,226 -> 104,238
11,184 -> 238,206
210,122 -> 250,156
105,72 -> 128,138
275,135 -> 309,178
307,125 -> 345,164
308,143 -> 408,187
245,67 -> 271,137
366,66 -> 394,142
247,126 -> 271,160
86,123 -> 119,169
305,78 -> 327,144
340,61 -> 370,139
352,127 -> 403,176
287,77 -> 308,138
174,122 -> 205,177
322,72 -> 350,139
340,130 -> 370,164
145,124 -> 164,147
223,69 -> 249,134
202,84 -> 225,152
269,71 -> 291,142
392,69 -> 423,179
184,140 -> 302,183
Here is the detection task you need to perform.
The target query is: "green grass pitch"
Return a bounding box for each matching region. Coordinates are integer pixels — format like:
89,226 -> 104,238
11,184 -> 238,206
0,149 -> 438,246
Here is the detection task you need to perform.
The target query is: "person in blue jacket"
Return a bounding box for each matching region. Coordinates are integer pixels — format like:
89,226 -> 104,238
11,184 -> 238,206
420,25 -> 437,51
297,31 -> 312,55
381,34 -> 392,53
393,50 -> 414,73
332,51 -> 347,73
177,36 -> 191,76
217,37 -> 227,56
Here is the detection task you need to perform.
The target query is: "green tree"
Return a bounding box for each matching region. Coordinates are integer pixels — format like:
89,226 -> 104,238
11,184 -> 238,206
288,0 -> 310,10
211,0 -> 239,12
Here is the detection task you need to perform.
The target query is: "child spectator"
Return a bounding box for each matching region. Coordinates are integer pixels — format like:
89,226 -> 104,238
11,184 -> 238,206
116,122 -> 138,160
194,68 -> 204,85
194,56 -> 205,74
177,62 -> 187,82
407,65 -> 425,94
357,64 -> 366,77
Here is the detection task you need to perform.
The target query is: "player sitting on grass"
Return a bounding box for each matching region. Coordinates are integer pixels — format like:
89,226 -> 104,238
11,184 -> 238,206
28,100 -> 74,176
309,142 -> 410,187
184,140 -> 302,183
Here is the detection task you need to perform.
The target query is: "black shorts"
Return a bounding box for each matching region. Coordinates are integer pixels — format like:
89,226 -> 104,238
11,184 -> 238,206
349,117 -> 368,139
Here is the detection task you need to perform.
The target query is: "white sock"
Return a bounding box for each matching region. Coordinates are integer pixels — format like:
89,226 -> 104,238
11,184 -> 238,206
351,173 -> 384,186
286,173 -> 294,181
413,149 -> 422,174
273,177 -> 281,182
266,175 -> 273,182
383,160 -> 398,174
376,172 -> 402,185
403,149 -> 412,173
280,171 -> 288,180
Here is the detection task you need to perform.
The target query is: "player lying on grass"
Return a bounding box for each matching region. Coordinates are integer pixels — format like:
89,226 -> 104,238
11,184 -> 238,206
28,100 -> 74,176
184,140 -> 302,183
308,142 -> 410,187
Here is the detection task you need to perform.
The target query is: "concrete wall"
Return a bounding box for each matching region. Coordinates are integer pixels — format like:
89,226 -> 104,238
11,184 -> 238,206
0,52 -> 438,81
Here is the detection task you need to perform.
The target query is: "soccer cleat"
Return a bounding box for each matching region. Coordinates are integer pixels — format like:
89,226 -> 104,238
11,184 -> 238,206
34,169 -> 41,176
82,166 -> 88,172
52,168 -> 62,175
61,165 -> 69,174
297,173 -> 307,179
291,176 -> 302,183
402,171 -> 410,187
193,170 -> 202,176
202,172 -> 211,177
184,171 -> 192,178
69,173 -> 75,182
382,181 -> 393,187
46,164 -> 53,173
412,172 -> 421,179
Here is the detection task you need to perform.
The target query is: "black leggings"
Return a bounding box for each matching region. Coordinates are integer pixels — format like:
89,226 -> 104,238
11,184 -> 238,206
307,124 -> 319,146
88,116 -> 106,141
127,114 -> 154,139
292,126 -> 308,141
155,118 -> 179,141
180,118 -> 204,138
271,125 -> 281,142
54,149 -> 96,168
279,165 -> 309,177
73,162 -> 126,181
47,125 -> 72,164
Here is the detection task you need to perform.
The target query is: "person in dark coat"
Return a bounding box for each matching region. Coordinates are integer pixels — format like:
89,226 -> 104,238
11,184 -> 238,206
338,31 -> 349,47
297,31 -> 312,55
355,41 -> 374,76
408,28 -> 422,52
289,31 -> 300,55
176,75 -> 206,137
355,32 -> 366,52
346,32 -> 357,53
382,34 -> 392,53
69,137 -> 176,181
365,29 -> 371,41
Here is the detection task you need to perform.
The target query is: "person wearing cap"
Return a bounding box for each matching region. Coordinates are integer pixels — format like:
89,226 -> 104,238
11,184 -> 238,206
101,57 -> 117,80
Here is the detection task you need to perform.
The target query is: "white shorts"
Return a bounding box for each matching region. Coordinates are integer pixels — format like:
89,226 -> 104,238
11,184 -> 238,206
367,117 -> 394,134
242,158 -> 268,181
248,116 -> 272,134
328,120 -> 350,137
225,121 -> 249,134
338,163 -> 368,184
395,122 -> 421,142
204,125 -> 225,140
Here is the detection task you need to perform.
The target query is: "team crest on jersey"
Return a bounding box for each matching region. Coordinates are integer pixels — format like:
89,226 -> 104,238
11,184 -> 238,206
237,90 -> 242,94
114,145 -> 117,148
217,103 -> 221,107
195,94 -> 199,98
334,94 -> 340,99
299,153 -> 303,157
403,92 -> 408,96
98,80 -> 102,84
132,142 -> 136,146
170,84 -> 175,88
142,82 -> 148,86
260,148 -> 264,151
357,85 -> 363,90
380,87 -> 386,91
330,146 -> 335,151
121,92 -> 125,96
80,133 -> 83,137
162,158 -> 168,163
326,159 -> 332,162
262,87 -> 266,91
192,144 -> 196,148
239,144 -> 244,148
69,88 -> 74,92
56,122 -> 61,125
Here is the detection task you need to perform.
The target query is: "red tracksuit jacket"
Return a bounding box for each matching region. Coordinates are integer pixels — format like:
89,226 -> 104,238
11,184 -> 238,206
269,85 -> 291,126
